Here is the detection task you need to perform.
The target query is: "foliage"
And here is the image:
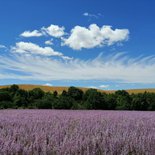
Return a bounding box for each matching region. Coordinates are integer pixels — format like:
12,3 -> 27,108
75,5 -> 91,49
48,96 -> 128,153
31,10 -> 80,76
84,89 -> 107,109
0,91 -> 11,101
115,90 -> 131,110
0,84 -> 155,110
68,86 -> 83,101
29,88 -> 45,100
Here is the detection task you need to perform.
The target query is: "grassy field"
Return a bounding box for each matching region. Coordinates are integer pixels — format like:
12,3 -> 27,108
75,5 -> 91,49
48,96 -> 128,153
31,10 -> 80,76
0,84 -> 155,94
0,84 -> 110,94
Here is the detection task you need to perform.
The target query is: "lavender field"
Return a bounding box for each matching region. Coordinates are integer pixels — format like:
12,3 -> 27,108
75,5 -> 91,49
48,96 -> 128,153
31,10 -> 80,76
0,110 -> 155,155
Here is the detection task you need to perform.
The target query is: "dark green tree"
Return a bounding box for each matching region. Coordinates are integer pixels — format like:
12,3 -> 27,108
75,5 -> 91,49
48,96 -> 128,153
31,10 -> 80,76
131,92 -> 150,110
61,90 -> 68,97
29,88 -> 45,100
0,101 -> 15,109
53,91 -> 58,98
35,99 -> 52,109
68,87 -> 84,101
9,84 -> 19,92
0,91 -> 11,101
115,90 -> 131,110
105,94 -> 117,110
84,89 -> 107,109
54,96 -> 73,109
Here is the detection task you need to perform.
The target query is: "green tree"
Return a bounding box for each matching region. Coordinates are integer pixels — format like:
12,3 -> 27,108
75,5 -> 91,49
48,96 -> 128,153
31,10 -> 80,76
105,94 -> 117,110
9,84 -> 19,92
0,101 -> 15,109
61,90 -> 68,97
29,88 -> 45,100
54,96 -> 73,109
35,99 -> 52,109
8,84 -> 19,97
115,90 -> 131,110
68,87 -> 84,101
147,93 -> 155,110
131,92 -> 150,110
115,90 -> 129,96
84,89 -> 107,109
0,91 -> 12,101
13,89 -> 29,107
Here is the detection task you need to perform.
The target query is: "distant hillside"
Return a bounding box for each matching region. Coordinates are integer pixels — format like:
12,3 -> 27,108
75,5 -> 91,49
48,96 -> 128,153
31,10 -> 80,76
0,84 -> 107,94
124,89 -> 155,94
0,84 -> 155,94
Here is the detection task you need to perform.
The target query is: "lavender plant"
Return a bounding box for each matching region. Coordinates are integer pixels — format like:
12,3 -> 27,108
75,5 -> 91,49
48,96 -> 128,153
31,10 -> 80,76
0,110 -> 155,155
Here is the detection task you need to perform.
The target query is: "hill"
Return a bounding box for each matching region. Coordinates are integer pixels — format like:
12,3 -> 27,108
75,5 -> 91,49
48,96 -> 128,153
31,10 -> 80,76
0,84 -> 155,94
0,84 -> 107,94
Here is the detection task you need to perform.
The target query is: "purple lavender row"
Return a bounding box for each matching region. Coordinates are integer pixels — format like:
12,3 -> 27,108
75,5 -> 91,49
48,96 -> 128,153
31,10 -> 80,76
0,110 -> 155,155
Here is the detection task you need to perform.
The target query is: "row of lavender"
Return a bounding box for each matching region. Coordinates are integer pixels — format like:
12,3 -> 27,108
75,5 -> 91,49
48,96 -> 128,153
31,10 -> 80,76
0,110 -> 155,155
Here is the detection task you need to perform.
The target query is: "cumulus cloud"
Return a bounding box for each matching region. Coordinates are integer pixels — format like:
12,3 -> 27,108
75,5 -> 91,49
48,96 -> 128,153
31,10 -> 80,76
99,85 -> 109,89
20,30 -> 43,37
19,24 -> 129,50
44,83 -> 53,86
11,42 -> 63,57
0,52 -> 155,84
45,40 -> 53,45
42,24 -> 65,38
62,24 -> 129,50
20,24 -> 65,38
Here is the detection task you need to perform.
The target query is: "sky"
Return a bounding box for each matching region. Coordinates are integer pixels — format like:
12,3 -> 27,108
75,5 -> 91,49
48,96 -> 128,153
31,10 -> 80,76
0,0 -> 155,90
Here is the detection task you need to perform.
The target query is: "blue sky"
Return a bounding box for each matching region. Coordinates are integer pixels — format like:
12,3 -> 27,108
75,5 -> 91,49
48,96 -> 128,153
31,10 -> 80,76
0,0 -> 155,90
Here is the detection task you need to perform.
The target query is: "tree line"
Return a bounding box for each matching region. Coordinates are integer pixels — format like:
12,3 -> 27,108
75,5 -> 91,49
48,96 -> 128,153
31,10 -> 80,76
0,84 -> 155,110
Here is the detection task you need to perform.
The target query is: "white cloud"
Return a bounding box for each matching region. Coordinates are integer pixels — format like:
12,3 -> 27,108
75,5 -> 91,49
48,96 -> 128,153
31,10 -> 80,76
11,42 -> 63,57
83,12 -> 89,16
44,83 -> 53,86
62,24 -> 129,50
99,85 -> 109,89
19,24 -> 128,50
20,25 -> 65,38
45,40 -> 53,45
87,86 -> 97,89
83,12 -> 99,18
42,24 -> 65,38
61,55 -> 73,60
0,52 -> 155,84
0,45 -> 6,49
20,30 -> 43,37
